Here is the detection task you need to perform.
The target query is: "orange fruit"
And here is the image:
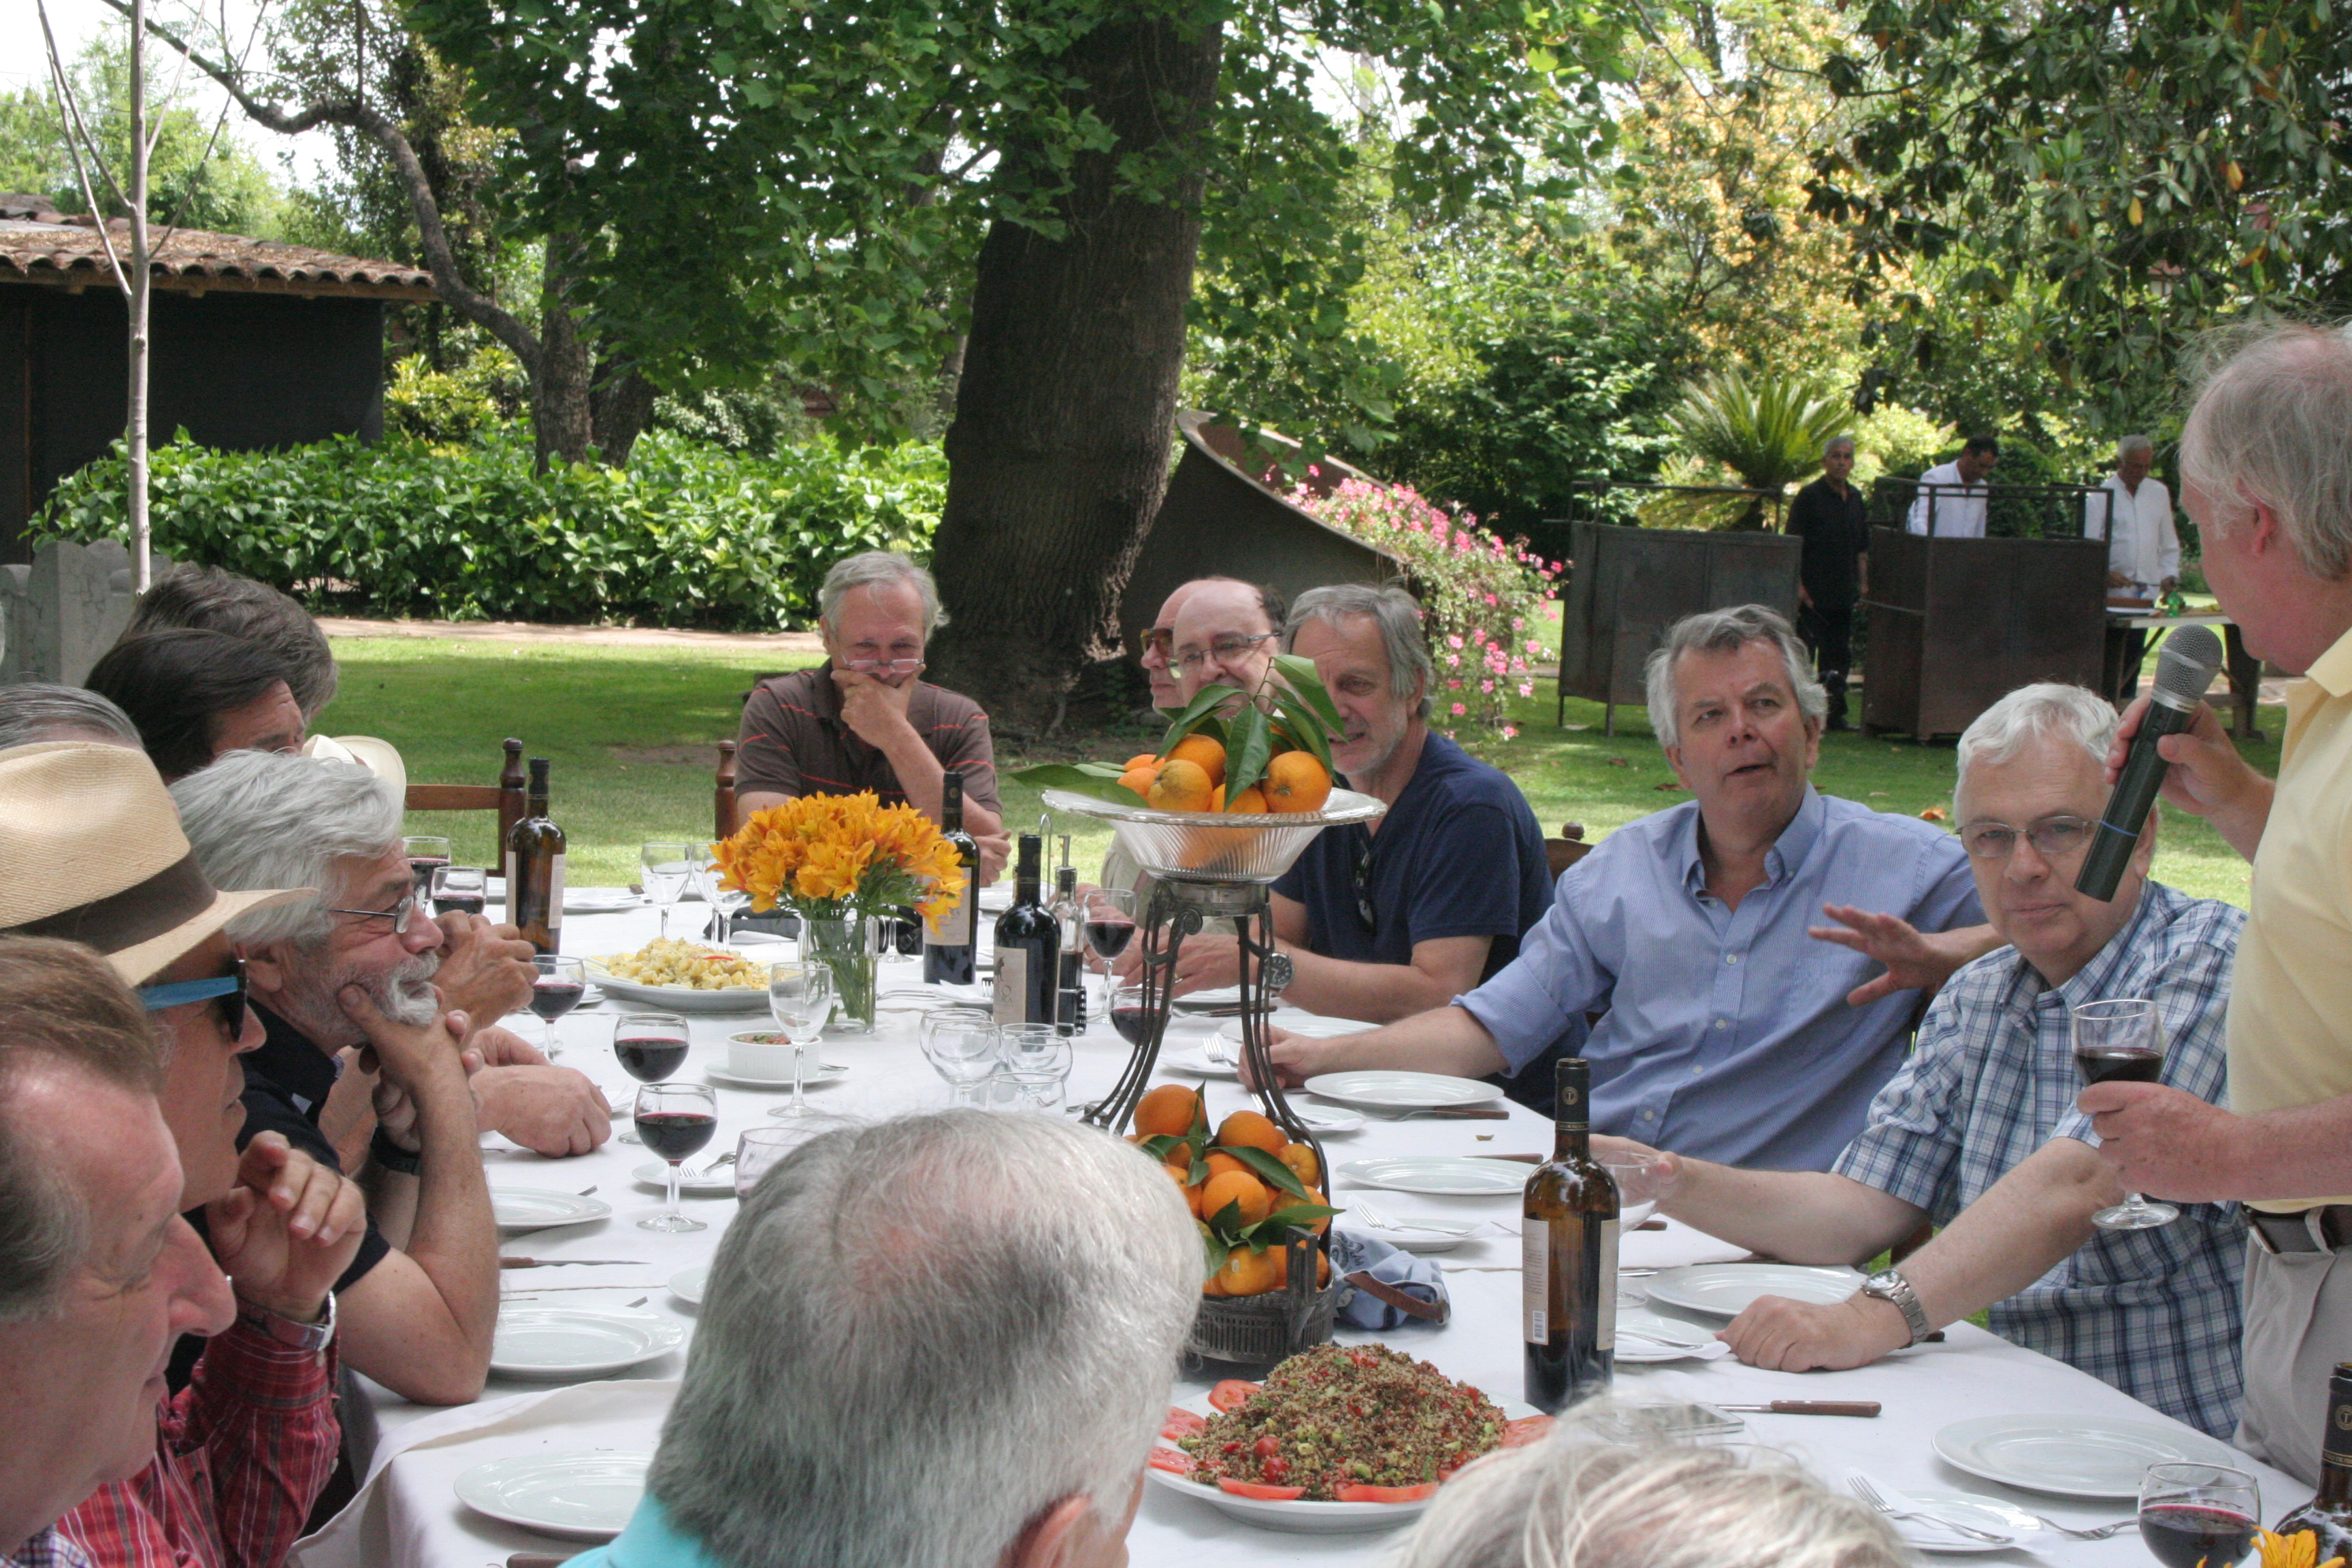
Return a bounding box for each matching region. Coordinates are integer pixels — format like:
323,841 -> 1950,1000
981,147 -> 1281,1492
1277,1143 -> 1319,1186
1279,1242 -> 1333,1288
1203,1150 -> 1252,1183
1166,733 -> 1228,787
1227,785 -> 1269,814
1135,1083 -> 1204,1139
1124,753 -> 1160,771
1203,1271 -> 1229,1297
1264,751 -> 1332,813
1201,1171 -> 1274,1228
1147,758 -> 1216,814
1294,1186 -> 1332,1235
1165,1161 -> 1204,1215
1215,1245 -> 1284,1297
1216,1109 -> 1287,1154
1211,784 -> 1226,812
1117,765 -> 1159,800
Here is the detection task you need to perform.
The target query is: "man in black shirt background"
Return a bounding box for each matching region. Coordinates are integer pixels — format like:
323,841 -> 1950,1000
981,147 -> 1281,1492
1786,434 -> 1871,732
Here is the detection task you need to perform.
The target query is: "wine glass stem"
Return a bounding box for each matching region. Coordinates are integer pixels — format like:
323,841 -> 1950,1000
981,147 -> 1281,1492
791,1039 -> 806,1113
658,904 -> 670,941
666,1160 -> 682,1222
544,1014 -> 557,1056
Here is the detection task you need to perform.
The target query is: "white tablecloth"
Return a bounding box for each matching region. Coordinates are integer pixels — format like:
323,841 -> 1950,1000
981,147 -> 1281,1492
300,900 -> 2307,1565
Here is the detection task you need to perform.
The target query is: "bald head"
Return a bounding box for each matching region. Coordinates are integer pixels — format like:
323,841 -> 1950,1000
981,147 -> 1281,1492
1172,581 -> 1281,703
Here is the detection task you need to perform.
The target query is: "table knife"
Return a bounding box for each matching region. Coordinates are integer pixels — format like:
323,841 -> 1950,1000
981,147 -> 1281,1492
1716,1401 -> 1881,1417
1361,1106 -> 1512,1121
498,1257 -> 649,1269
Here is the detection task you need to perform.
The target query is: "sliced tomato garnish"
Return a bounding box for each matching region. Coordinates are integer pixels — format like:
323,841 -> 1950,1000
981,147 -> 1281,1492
1207,1379 -> 1260,1413
1217,1479 -> 1305,1500
1335,1482 -> 1439,1503
1161,1407 -> 1207,1440
1147,1447 -> 1193,1475
1501,1415 -> 1556,1448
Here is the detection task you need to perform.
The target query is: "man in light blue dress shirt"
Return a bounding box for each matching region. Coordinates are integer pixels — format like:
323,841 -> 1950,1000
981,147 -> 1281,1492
1264,605 -> 1988,1171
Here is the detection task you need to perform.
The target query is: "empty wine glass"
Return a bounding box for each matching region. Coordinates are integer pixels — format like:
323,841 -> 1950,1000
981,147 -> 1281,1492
2074,998 -> 2178,1230
635,1080 -> 718,1232
402,835 -> 452,897
642,842 -> 696,941
690,844 -> 749,943
429,864 -> 488,917
528,955 -> 586,1058
920,1013 -> 1002,1105
2138,1463 -> 2259,1568
989,1068 -> 1066,1112
764,961 -> 835,1120
998,1024 -> 1072,1108
734,1125 -> 817,1200
1081,888 -> 1137,1020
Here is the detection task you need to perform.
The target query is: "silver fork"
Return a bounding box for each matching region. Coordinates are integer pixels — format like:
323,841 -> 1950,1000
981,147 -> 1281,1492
1350,1200 -> 1471,1236
683,1152 -> 738,1181
2008,1509 -> 2136,1541
1847,1476 -> 2013,1545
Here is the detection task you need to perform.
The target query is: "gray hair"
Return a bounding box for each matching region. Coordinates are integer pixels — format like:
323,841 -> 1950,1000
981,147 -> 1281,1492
819,551 -> 943,634
0,683 -> 141,751
2117,434 -> 2155,460
170,750 -> 403,947
650,1109 -> 1200,1568
1822,434 -> 1856,458
1284,583 -> 1437,718
1642,605 -> 1827,747
1954,683 -> 2117,815
2180,321 -> 2352,580
1389,1422 -> 1905,1568
125,565 -> 339,720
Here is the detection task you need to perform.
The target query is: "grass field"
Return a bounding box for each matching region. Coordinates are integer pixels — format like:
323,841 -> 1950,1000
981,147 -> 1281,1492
325,634 -> 2275,906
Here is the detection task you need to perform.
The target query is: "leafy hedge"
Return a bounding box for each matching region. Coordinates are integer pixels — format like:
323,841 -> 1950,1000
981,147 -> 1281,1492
36,429 -> 946,631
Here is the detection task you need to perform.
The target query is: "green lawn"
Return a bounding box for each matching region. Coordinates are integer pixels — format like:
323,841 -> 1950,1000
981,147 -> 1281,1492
325,634 -> 2272,906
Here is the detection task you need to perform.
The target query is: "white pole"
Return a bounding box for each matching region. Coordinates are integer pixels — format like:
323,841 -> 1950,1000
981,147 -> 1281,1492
127,0 -> 152,591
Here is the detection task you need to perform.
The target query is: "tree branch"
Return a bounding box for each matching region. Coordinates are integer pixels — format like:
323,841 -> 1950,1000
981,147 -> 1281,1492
91,0 -> 541,374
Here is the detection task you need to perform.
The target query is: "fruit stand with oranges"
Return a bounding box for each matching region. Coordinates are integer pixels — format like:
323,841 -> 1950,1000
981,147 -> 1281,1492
1128,1085 -> 1341,1299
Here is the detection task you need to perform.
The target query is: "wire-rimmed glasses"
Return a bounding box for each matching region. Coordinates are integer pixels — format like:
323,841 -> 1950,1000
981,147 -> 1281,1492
634,1080 -> 717,1232
2073,998 -> 2178,1231
764,962 -> 834,1119
641,842 -> 696,941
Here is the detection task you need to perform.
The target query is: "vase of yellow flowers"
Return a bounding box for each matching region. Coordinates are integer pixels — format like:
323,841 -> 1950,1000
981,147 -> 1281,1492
710,792 -> 968,1034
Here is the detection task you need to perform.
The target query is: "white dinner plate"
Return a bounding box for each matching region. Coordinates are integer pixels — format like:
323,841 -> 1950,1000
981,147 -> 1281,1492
631,1161 -> 738,1194
1214,1017 -> 1377,1056
979,885 -> 1013,913
564,887 -> 645,915
1870,1485 -> 2048,1553
1302,1072 -> 1504,1111
583,959 -> 771,1013
1642,1262 -> 1865,1319
1931,1414 -> 2242,1499
1158,1047 -> 1239,1079
453,1451 -> 650,1540
668,1264 -> 709,1306
1351,1216 -> 1480,1254
1613,1306 -> 1722,1363
1335,1156 -> 1527,1196
702,1062 -> 847,1092
1145,1393 -> 1543,1533
491,1188 -> 614,1235
1284,1102 -> 1365,1135
491,1307 -> 685,1379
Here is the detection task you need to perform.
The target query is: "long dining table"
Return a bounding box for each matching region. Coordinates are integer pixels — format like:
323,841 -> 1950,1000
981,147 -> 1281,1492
293,895 -> 2307,1568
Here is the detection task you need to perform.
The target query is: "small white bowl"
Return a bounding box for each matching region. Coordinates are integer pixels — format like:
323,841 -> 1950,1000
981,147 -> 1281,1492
727,1030 -> 797,1078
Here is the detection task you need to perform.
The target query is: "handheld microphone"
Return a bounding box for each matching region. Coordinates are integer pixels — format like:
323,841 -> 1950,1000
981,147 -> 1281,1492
2075,623 -> 2226,901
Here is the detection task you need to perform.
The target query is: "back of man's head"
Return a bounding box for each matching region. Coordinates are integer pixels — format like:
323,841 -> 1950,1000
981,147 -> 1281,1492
2181,320 -> 2352,581
0,685 -> 140,753
651,1110 -> 1200,1568
84,629 -> 297,782
172,749 -> 402,949
0,937 -> 162,1327
126,566 -> 338,721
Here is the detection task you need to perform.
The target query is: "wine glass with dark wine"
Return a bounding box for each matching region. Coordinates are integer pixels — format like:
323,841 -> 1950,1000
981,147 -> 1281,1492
528,955 -> 587,1059
1108,983 -> 1152,1048
764,961 -> 835,1120
2073,997 -> 2178,1230
429,864 -> 488,917
2139,1463 -> 2259,1568
634,1080 -> 718,1232
402,835 -> 453,898
642,842 -> 695,941
611,1011 -> 689,1144
1082,888 -> 1137,1024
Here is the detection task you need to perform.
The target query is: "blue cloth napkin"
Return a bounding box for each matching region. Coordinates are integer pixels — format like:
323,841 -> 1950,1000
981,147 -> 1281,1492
1330,1228 -> 1450,1330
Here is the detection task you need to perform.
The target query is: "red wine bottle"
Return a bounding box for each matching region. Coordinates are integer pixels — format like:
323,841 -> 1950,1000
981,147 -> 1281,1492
924,767 -> 979,985
2276,1364 -> 2352,1561
1524,1056 -> 1617,1412
992,834 -> 1058,1026
1053,863 -> 1085,1036
504,758 -> 566,955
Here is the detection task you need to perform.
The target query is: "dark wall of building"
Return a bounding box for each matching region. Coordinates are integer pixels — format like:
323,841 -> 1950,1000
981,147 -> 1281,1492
0,285 -> 385,561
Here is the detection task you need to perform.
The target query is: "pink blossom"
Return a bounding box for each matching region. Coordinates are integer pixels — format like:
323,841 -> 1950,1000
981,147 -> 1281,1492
1518,683 -> 1535,698
1502,724 -> 1519,739
1451,702 -> 1467,717
1512,618 -> 1525,631
1446,678 -> 1462,689
1446,634 -> 1464,650
1480,679 -> 1495,694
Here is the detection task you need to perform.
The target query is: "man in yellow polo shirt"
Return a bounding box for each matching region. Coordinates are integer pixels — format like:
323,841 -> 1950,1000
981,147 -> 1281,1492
2079,321 -> 2352,1484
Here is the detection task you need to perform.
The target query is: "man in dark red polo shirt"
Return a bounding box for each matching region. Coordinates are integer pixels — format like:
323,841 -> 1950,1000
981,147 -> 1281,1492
736,552 -> 1009,880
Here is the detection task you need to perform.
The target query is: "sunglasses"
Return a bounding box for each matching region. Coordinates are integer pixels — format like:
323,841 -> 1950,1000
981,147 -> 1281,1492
1351,832 -> 1377,931
138,957 -> 251,1037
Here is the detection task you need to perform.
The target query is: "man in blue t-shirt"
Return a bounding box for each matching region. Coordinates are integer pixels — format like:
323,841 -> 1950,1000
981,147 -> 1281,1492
1121,584 -> 1570,1094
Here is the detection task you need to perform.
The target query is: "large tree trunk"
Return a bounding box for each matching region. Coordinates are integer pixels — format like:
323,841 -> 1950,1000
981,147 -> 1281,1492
533,237 -> 595,470
923,12 -> 1224,734
590,359 -> 657,467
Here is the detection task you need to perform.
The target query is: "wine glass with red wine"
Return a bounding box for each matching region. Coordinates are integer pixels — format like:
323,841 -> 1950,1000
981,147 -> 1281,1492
2073,997 -> 2178,1230
1082,889 -> 1137,1024
634,1080 -> 718,1232
429,864 -> 488,917
2139,1463 -> 2259,1568
529,955 -> 587,1059
611,1011 -> 689,1144
402,836 -> 453,898
1108,983 -> 1152,1048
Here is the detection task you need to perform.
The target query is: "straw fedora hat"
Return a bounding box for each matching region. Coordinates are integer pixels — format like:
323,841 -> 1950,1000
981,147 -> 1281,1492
0,741 -> 311,985
301,732 -> 407,799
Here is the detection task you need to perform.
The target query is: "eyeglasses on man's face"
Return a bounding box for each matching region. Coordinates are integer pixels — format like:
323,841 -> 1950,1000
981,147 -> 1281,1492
327,890 -> 423,936
1174,633 -> 1276,675
839,656 -> 924,675
139,957 -> 250,1037
1957,814 -> 2095,860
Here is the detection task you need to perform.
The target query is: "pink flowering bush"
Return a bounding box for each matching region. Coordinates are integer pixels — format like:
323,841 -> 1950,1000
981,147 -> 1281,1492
1290,475 -> 1561,736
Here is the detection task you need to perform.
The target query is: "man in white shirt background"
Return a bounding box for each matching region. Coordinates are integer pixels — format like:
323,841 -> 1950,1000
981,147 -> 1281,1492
1906,436 -> 2001,538
2085,434 -> 2185,700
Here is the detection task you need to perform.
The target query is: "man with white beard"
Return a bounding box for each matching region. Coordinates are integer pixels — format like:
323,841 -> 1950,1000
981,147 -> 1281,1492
173,751 -> 502,1405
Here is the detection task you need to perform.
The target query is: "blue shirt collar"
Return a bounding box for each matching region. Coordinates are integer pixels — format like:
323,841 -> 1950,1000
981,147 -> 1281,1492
1677,784 -> 1827,896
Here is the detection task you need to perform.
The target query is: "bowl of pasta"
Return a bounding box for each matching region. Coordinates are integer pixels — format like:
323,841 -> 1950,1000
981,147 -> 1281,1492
585,938 -> 774,1013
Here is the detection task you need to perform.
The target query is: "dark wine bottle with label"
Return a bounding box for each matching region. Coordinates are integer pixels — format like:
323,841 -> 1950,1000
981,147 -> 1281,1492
2275,1363 -> 2352,1561
991,834 -> 1058,1026
924,768 -> 980,985
1524,1056 -> 1617,1413
504,757 -> 566,955
1053,864 -> 1086,1036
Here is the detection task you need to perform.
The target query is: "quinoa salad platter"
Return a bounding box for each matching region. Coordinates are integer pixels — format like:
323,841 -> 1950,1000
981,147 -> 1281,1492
1145,1344 -> 1553,1533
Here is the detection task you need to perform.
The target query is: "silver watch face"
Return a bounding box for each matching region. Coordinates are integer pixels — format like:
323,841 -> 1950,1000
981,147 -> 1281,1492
1865,1269 -> 1904,1293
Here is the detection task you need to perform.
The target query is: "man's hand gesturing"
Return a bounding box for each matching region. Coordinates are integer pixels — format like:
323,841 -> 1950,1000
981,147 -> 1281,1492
206,1132 -> 367,1324
434,913 -> 536,1027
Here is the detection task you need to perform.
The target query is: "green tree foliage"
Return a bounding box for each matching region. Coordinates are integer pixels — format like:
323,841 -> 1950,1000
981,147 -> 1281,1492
1662,367 -> 1854,521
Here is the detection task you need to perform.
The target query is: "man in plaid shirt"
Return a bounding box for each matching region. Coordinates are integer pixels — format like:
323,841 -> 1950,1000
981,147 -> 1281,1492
1604,684 -> 2245,1436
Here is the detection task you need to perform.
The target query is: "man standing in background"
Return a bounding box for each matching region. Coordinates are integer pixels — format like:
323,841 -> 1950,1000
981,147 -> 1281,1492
2085,435 -> 2183,701
1906,436 -> 2001,538
1786,435 -> 1870,732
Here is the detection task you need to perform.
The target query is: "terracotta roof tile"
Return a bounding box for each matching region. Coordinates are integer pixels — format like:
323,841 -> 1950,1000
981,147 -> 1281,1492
0,202 -> 436,301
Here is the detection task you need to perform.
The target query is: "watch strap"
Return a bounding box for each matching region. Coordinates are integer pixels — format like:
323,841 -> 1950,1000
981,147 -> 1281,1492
238,1290 -> 336,1353
1860,1268 -> 1931,1347
370,1127 -> 423,1176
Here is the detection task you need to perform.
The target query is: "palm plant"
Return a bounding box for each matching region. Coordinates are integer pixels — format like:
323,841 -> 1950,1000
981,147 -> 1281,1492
1656,368 -> 1856,529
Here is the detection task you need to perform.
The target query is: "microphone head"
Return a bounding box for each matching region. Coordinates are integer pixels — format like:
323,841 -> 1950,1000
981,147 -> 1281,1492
2151,624 -> 2226,706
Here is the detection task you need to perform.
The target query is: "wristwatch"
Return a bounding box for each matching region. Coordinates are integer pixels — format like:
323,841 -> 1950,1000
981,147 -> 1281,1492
1858,1266 -> 1931,1347
370,1127 -> 423,1176
238,1290 -> 338,1354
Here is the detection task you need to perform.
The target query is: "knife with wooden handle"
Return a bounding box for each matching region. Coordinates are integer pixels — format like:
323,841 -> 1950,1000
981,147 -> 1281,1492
1716,1400 -> 1881,1417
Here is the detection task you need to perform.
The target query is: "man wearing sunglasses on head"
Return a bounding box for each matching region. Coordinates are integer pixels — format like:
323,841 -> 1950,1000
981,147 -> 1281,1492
0,746 -> 370,1568
735,551 -> 1010,881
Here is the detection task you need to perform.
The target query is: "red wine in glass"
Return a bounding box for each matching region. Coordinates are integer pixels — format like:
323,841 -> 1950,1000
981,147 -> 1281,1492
1111,1004 -> 1151,1046
616,1036 -> 688,1082
434,893 -> 487,917
2140,1504 -> 2257,1568
2076,1047 -> 2163,1085
1084,921 -> 1135,961
408,855 -> 450,894
635,1109 -> 718,1162
530,979 -> 587,1022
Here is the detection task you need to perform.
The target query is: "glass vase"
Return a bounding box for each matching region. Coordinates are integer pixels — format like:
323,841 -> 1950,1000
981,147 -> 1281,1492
800,915 -> 877,1034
